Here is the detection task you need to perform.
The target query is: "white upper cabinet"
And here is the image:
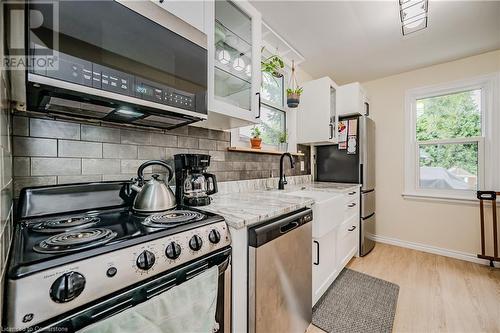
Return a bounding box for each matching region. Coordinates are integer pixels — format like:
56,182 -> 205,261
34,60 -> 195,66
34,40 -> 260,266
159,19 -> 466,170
297,77 -> 338,145
204,0 -> 262,130
151,0 -> 206,33
336,82 -> 370,117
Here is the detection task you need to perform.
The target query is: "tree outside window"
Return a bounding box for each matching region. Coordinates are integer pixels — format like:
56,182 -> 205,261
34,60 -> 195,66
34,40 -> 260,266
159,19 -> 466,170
416,89 -> 482,190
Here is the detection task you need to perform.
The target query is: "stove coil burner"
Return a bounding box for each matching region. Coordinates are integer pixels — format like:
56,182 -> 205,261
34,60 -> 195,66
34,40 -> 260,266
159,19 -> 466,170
33,228 -> 117,254
142,210 -> 205,228
30,216 -> 100,233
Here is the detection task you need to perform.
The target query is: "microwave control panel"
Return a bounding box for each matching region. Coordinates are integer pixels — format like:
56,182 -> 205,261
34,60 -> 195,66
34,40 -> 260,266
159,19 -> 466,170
32,50 -> 197,112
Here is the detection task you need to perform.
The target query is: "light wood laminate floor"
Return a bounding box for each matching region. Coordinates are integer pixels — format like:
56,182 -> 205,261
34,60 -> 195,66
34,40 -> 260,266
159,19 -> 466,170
307,243 -> 500,333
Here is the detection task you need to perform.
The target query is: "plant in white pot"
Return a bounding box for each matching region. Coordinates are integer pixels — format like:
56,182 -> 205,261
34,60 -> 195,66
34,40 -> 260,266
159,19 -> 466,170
278,131 -> 288,152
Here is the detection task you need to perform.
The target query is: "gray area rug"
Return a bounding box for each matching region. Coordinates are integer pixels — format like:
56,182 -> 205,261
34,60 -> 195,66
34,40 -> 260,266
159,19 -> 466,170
312,268 -> 399,333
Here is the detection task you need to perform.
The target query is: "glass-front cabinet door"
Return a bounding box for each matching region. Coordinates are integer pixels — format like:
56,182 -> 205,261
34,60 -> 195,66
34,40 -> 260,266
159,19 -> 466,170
206,0 -> 261,129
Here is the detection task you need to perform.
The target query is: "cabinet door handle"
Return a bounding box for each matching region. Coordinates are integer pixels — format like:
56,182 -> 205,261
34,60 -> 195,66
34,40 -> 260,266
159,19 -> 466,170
313,240 -> 319,265
348,226 -> 356,232
348,203 -> 356,207
256,92 -> 261,119
329,123 -> 334,139
348,191 -> 356,195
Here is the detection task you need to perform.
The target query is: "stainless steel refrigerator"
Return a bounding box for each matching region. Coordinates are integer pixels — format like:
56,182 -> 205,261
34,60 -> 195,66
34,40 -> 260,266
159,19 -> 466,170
316,115 -> 375,256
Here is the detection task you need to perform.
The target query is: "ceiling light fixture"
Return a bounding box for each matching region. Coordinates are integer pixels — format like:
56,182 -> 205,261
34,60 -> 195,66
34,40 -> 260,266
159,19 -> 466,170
399,0 -> 428,35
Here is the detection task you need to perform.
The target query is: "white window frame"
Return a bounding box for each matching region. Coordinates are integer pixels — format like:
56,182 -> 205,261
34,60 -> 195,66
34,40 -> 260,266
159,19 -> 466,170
231,67 -> 289,150
404,73 -> 500,201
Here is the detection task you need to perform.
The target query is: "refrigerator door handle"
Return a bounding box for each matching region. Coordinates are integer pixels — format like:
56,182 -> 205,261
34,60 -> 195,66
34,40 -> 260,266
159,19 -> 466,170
359,164 -> 364,185
329,123 -> 334,140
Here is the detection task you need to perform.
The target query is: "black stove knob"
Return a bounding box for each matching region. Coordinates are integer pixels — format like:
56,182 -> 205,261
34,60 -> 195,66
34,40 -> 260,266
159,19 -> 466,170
165,242 -> 182,259
189,235 -> 203,251
50,272 -> 86,303
136,250 -> 155,270
208,229 -> 221,244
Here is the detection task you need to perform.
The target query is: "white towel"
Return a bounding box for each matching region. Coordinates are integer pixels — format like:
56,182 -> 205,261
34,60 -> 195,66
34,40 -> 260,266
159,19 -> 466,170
78,266 -> 219,333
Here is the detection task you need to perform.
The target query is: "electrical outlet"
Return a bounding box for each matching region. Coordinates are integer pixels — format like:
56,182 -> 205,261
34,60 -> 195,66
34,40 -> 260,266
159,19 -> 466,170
300,161 -> 305,171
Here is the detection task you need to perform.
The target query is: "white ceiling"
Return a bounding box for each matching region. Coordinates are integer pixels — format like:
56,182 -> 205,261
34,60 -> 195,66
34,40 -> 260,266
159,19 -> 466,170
250,0 -> 500,84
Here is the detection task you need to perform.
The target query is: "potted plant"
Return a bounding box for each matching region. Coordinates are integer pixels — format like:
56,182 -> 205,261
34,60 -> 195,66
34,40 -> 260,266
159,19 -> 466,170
261,49 -> 285,78
250,126 -> 262,149
278,131 -> 288,152
287,87 -> 303,108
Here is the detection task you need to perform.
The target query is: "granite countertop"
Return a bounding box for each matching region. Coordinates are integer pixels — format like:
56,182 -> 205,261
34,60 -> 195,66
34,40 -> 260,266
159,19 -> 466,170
199,182 -> 360,230
286,182 -> 361,193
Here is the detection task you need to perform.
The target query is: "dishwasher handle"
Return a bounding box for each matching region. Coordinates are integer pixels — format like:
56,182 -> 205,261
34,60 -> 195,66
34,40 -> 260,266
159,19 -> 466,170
248,208 -> 313,247
280,221 -> 299,233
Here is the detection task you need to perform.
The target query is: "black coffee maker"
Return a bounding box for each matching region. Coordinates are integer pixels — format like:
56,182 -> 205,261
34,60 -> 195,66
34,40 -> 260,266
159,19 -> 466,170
174,154 -> 218,206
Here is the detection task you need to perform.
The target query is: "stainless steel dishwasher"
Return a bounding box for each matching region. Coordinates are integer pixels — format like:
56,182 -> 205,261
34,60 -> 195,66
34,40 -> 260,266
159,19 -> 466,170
248,208 -> 313,333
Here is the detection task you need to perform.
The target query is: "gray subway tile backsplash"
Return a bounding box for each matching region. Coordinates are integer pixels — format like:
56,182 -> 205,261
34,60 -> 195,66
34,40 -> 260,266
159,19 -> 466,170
81,125 -> 120,143
58,140 -> 102,158
31,157 -> 81,176
120,159 -> 154,174
121,129 -> 151,145
103,143 -> 138,159
14,176 -> 57,196
150,132 -> 177,147
12,115 -> 310,197
13,157 -> 29,177
57,175 -> 103,184
177,136 -> 199,149
82,159 -> 120,175
138,146 -> 166,160
13,137 -> 57,157
199,138 -> 217,151
12,116 -> 28,136
216,140 -> 230,151
30,118 -> 80,140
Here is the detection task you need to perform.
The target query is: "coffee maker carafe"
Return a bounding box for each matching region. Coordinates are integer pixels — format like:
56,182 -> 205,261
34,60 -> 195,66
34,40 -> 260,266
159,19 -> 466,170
174,154 -> 218,206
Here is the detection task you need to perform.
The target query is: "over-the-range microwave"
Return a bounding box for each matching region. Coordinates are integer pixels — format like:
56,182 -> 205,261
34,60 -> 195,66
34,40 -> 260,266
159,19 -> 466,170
10,0 -> 208,129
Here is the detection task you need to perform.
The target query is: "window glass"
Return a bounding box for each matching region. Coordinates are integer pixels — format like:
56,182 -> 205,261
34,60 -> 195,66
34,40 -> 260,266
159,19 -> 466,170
416,89 -> 481,141
240,105 -> 285,145
261,72 -> 284,107
419,142 -> 478,190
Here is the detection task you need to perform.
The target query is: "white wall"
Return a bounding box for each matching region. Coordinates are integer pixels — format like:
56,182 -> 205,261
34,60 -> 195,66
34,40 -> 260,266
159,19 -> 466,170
362,50 -> 500,256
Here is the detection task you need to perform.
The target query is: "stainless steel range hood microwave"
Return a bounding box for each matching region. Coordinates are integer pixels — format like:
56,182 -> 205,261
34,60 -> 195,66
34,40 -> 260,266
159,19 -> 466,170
11,0 -> 208,129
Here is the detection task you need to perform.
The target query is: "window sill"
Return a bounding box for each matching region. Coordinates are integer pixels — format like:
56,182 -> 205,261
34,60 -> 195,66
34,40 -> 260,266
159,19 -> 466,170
227,146 -> 304,156
402,192 -> 478,205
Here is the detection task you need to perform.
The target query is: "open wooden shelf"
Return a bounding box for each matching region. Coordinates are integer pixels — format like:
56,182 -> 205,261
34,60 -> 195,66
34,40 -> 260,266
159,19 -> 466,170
227,147 -> 305,156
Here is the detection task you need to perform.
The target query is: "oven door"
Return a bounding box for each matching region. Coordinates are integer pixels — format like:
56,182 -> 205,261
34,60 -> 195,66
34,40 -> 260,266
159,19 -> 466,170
34,248 -> 231,333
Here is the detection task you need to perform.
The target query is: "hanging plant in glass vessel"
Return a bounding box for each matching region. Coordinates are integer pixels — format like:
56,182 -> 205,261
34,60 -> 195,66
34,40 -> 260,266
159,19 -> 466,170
261,47 -> 285,78
287,60 -> 302,108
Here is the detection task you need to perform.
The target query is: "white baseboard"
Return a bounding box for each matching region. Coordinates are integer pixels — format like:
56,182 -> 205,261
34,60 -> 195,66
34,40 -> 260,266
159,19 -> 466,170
367,233 -> 499,267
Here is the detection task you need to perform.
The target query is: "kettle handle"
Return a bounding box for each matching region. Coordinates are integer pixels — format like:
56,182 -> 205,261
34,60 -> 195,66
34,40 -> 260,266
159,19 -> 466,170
204,173 -> 218,195
137,160 -> 173,182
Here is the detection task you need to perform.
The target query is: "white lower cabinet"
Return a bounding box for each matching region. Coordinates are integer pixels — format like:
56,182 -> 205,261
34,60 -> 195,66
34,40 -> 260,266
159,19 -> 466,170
311,188 -> 360,305
312,229 -> 338,305
336,214 -> 359,268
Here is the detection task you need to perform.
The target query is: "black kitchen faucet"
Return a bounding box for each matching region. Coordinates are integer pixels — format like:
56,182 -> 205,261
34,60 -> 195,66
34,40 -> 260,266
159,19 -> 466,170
278,152 -> 295,190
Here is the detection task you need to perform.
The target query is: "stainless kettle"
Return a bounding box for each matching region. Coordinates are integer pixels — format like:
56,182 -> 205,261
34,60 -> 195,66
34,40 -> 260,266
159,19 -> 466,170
131,160 -> 176,213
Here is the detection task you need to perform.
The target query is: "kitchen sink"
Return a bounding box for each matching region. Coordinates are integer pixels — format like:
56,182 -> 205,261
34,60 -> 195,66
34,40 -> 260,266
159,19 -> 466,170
284,190 -> 344,237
